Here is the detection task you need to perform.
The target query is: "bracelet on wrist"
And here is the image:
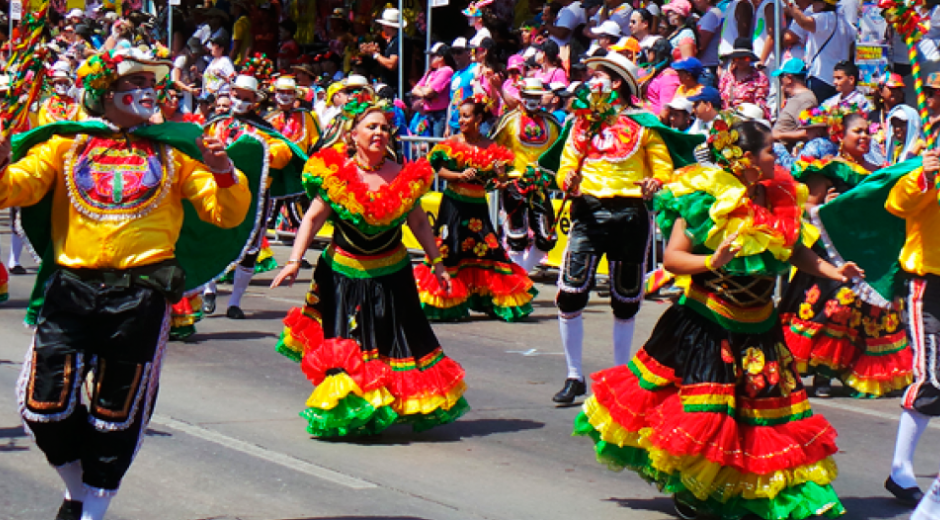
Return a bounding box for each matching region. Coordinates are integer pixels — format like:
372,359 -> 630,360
430,256 -> 444,265
286,258 -> 304,265
704,255 -> 715,271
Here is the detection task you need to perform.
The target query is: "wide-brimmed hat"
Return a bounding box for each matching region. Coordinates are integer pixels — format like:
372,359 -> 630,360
725,37 -> 759,61
344,74 -> 371,89
49,60 -> 72,80
291,58 -> 317,78
273,75 -> 298,91
231,74 -> 266,100
376,7 -> 406,29
591,20 -> 622,39
331,7 -> 347,19
584,52 -> 640,97
520,77 -> 549,96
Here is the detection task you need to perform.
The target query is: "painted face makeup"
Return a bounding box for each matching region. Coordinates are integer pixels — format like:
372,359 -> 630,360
114,87 -> 158,119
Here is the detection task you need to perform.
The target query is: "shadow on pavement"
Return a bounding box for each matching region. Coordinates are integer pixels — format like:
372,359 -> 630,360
0,425 -> 26,439
319,418 -> 545,446
186,331 -> 280,342
839,496 -> 915,519
277,517 -> 433,520
605,496 -> 673,515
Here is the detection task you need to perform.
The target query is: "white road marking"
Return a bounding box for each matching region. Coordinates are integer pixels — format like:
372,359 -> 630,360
260,295 -> 301,304
506,349 -> 564,357
810,399 -> 940,431
151,415 -> 378,489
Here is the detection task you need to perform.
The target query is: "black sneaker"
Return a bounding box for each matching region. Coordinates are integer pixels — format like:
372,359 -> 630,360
226,306 -> 246,320
202,292 -> 217,314
55,499 -> 83,520
552,378 -> 587,404
813,375 -> 833,398
885,475 -> 925,506
9,265 -> 26,275
674,495 -> 698,520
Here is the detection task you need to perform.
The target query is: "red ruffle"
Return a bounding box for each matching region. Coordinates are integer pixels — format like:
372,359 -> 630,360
414,263 -> 470,300
0,262 -> 9,285
591,365 -> 840,475
171,296 -> 196,316
850,347 -> 913,384
283,307 -> 325,353
386,355 -> 466,401
782,321 -> 858,371
301,338 -> 390,392
452,264 -> 533,297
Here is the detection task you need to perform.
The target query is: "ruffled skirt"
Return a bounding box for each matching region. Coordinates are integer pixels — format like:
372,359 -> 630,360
276,248 -> 468,437
779,267 -> 912,398
574,304 -> 845,520
169,293 -> 204,340
415,188 -> 536,322
0,261 -> 7,303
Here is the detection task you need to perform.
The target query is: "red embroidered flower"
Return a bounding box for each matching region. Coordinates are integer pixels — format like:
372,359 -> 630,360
467,218 -> 483,233
473,243 -> 489,257
805,285 -> 821,305
461,238 -> 476,252
720,340 -> 735,364
484,233 -> 499,249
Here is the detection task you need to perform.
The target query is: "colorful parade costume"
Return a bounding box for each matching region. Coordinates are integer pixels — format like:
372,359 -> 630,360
779,157 -> 911,397
37,93 -> 79,126
574,160 -> 846,519
276,147 -> 468,437
414,138 -> 537,322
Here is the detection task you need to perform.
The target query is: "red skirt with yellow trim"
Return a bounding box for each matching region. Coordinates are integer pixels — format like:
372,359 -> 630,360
779,265 -> 912,398
276,224 -> 468,437
169,293 -> 204,341
0,261 -> 8,303
414,183 -> 536,322
574,303 -> 846,520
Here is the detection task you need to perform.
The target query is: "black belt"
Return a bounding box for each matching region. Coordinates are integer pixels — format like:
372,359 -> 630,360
61,259 -> 186,303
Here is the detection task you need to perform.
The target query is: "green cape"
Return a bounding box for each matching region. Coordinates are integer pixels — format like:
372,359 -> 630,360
537,111 -> 705,174
13,120 -> 268,324
816,158 -> 916,305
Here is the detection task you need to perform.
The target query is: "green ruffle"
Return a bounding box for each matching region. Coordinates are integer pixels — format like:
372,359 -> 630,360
421,302 -> 470,322
654,190 -> 789,277
573,414 -> 845,520
793,159 -> 866,187
256,255 -> 278,274
468,289 -> 537,322
274,331 -> 303,363
169,325 -> 196,341
303,171 -> 423,235
396,397 -> 470,433
300,393 -> 400,438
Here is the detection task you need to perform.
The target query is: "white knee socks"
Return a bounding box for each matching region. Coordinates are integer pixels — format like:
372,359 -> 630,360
229,267 -> 253,309
891,408 -> 931,489
55,461 -> 84,502
560,314 -> 584,381
80,492 -> 113,520
613,317 -> 636,366
522,247 -> 546,273
203,280 -> 217,296
913,472 -> 940,520
508,249 -> 526,270
9,232 -> 22,267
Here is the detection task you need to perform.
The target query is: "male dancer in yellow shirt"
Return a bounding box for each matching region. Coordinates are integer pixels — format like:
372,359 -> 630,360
1,48 -> 251,520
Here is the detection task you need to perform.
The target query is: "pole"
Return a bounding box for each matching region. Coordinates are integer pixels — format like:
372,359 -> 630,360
774,0 -> 782,117
8,3 -> 13,63
168,6 -> 172,48
398,0 -> 404,99
426,0 -> 432,72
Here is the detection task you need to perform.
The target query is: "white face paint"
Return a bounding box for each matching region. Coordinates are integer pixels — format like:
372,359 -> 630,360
114,87 -> 158,119
54,83 -> 71,96
523,98 -> 541,111
588,77 -> 612,94
232,98 -> 253,114
275,93 -> 296,106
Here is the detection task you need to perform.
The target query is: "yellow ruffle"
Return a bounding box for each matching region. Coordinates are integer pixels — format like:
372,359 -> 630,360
279,326 -> 306,357
666,165 -> 808,262
491,291 -> 536,308
582,396 -> 839,502
843,373 -> 913,397
305,372 -> 395,410
392,381 -> 467,416
418,290 -> 466,310
258,245 -> 275,264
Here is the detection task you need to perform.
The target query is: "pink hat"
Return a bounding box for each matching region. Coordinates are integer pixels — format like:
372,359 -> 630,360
507,54 -> 525,72
662,0 -> 692,18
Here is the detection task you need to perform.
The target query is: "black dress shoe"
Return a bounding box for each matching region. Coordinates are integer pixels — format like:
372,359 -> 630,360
226,305 -> 246,319
673,495 -> 697,520
55,499 -> 83,520
9,265 -> 26,275
813,375 -> 832,398
202,292 -> 217,314
885,475 -> 925,506
552,378 -> 587,404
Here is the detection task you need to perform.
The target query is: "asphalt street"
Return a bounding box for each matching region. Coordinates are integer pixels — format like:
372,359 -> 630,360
0,227 -> 937,520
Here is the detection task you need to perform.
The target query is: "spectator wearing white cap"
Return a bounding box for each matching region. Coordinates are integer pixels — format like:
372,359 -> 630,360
412,42 -> 455,137
665,96 -> 694,132
588,0 -> 633,39
590,20 -> 622,52
361,7 -> 413,93
66,8 -> 84,25
446,37 -> 479,136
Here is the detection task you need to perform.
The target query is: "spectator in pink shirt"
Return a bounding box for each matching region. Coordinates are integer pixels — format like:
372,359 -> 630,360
641,38 -> 680,119
412,42 -> 455,137
534,40 -> 569,87
498,54 -> 526,113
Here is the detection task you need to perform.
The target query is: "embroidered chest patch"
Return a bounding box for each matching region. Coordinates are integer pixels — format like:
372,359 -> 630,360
519,114 -> 550,146
67,136 -> 170,220
579,116 -> 644,162
271,111 -> 304,142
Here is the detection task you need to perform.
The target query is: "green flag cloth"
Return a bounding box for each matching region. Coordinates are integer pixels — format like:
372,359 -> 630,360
816,158 -> 917,305
12,120 -> 271,325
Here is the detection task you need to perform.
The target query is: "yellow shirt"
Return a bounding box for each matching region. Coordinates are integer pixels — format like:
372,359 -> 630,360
0,133 -> 251,270
265,109 -> 321,154
205,118 -> 296,188
886,167 -> 940,276
492,110 -> 562,178
556,115 -> 674,198
232,15 -> 253,65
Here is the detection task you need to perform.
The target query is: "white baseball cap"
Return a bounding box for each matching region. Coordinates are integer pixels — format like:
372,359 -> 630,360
666,97 -> 693,113
591,20 -> 622,39
451,37 -> 469,50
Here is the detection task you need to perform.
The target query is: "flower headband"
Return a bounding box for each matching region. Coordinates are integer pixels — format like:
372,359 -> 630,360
467,91 -> 496,112
798,102 -> 866,142
239,53 -> 275,82
75,50 -> 124,99
343,90 -> 392,122
706,111 -> 750,176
